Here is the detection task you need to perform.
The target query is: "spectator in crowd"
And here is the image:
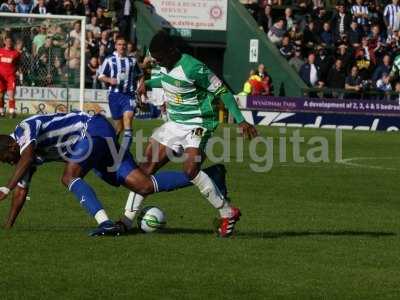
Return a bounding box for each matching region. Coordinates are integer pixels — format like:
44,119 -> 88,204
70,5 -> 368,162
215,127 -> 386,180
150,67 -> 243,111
255,63 -> 273,94
384,0 -> 400,35
355,48 -> 372,80
316,46 -> 334,83
86,30 -> 98,57
303,21 -> 320,48
279,35 -> 294,60
32,25 -> 47,57
289,47 -> 305,73
320,22 -> 334,47
299,52 -> 323,88
85,56 -> 100,89
86,16 -> 101,38
65,38 -> 81,70
288,21 -> 303,45
97,30 -> 114,57
327,59 -> 347,97
348,20 -> 362,47
345,66 -> 363,98
372,54 -> 392,83
76,0 -> 96,19
257,4 -> 273,33
268,19 -> 286,44
31,0 -> 49,14
376,73 -> 393,96
336,44 -> 353,73
59,0 -> 76,15
115,0 -> 134,40
0,0 -> 16,12
16,0 -> 32,14
284,7 -> 294,31
37,36 -> 57,65
351,0 -> 369,26
69,21 -> 82,43
240,0 -> 258,19
95,6 -> 111,31
331,3 -> 352,41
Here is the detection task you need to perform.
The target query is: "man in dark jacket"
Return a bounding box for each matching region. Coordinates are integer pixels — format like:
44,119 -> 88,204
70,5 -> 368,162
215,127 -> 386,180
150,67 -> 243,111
331,3 -> 352,41
299,52 -> 323,87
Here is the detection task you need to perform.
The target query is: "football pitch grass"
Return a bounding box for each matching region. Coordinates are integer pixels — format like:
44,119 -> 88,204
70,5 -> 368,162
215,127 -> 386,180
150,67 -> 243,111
1,117 -> 400,299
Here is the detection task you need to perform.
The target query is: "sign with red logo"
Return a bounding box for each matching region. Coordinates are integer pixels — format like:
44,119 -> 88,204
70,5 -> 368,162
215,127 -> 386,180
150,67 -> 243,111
148,0 -> 228,31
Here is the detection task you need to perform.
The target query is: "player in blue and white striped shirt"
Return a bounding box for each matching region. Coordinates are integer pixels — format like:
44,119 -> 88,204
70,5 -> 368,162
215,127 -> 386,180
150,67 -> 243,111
0,112 -> 203,235
384,0 -> 400,32
98,35 -> 144,151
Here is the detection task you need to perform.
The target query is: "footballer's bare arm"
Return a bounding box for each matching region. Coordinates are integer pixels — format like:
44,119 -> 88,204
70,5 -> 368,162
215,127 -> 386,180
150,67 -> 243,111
1,144 -> 35,199
4,186 -> 29,229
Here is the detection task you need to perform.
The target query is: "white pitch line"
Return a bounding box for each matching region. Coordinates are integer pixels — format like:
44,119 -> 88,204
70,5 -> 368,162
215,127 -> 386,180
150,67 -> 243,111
336,157 -> 398,171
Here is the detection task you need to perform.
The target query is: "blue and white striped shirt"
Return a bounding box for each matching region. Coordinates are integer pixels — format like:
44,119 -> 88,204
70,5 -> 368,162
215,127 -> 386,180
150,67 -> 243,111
351,4 -> 369,25
11,112 -> 91,162
99,52 -> 143,95
384,4 -> 400,30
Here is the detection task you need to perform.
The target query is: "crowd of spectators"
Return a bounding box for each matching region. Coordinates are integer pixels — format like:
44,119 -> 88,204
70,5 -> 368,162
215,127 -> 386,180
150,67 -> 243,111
0,0 -> 136,89
241,0 -> 400,99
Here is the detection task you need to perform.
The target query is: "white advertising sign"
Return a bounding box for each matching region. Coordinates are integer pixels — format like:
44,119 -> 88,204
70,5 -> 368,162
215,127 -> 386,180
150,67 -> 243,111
149,0 -> 228,31
249,39 -> 259,63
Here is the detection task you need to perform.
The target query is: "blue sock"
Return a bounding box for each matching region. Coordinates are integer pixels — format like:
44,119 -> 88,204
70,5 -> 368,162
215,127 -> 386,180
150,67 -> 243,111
122,129 -> 133,151
151,171 -> 192,192
69,178 -> 104,216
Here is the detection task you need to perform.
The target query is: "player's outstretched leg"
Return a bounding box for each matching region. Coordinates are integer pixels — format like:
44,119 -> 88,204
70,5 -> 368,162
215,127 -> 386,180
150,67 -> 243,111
184,148 -> 241,237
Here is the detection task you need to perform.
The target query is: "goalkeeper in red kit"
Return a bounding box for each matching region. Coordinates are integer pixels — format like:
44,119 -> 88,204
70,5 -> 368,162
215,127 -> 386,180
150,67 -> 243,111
0,36 -> 20,118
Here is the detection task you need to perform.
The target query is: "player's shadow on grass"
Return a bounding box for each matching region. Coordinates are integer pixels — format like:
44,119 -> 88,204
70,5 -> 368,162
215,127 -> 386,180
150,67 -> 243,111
161,228 -> 396,239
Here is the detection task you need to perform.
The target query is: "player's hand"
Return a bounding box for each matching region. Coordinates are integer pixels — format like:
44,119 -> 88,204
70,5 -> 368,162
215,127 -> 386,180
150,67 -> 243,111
137,81 -> 147,99
238,122 -> 258,140
109,78 -> 118,86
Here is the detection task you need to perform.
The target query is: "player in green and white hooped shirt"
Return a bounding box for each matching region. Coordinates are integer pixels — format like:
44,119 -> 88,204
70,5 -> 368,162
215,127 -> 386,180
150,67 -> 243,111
121,31 -> 257,237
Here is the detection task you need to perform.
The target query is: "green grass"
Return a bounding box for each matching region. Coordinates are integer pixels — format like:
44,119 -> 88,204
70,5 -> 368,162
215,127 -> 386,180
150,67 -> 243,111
1,117 -> 400,299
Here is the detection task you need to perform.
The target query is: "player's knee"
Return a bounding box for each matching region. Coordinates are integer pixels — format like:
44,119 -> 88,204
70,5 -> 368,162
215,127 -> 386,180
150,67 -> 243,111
184,166 -> 200,181
139,162 -> 155,175
61,174 -> 74,188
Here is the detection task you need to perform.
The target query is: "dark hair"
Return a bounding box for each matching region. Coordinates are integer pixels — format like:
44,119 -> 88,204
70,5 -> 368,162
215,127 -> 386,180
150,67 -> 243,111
149,30 -> 174,54
115,35 -> 126,42
0,135 -> 13,153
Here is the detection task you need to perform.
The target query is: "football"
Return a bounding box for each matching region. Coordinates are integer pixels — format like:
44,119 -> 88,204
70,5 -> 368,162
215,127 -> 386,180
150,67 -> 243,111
137,206 -> 167,233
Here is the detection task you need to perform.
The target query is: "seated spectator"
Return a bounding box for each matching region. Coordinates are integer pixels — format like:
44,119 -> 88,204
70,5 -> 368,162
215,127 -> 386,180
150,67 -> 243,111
357,36 -> 376,65
345,66 -> 363,97
372,54 -> 392,83
320,22 -> 334,47
336,44 -> 354,74
257,4 -> 273,33
76,0 -> 96,19
16,0 -> 33,13
289,47 -> 305,73
86,16 -> 102,39
299,52 -> 324,88
288,21 -> 303,45
268,19 -> 286,45
31,0 -> 49,14
348,21 -> 362,47
354,48 -> 372,80
279,36 -> 294,60
0,0 -> 16,12
376,73 -> 392,94
303,21 -> 320,48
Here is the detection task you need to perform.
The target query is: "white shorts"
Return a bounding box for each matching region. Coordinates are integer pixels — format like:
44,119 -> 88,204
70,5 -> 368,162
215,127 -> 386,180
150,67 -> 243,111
151,121 -> 211,153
